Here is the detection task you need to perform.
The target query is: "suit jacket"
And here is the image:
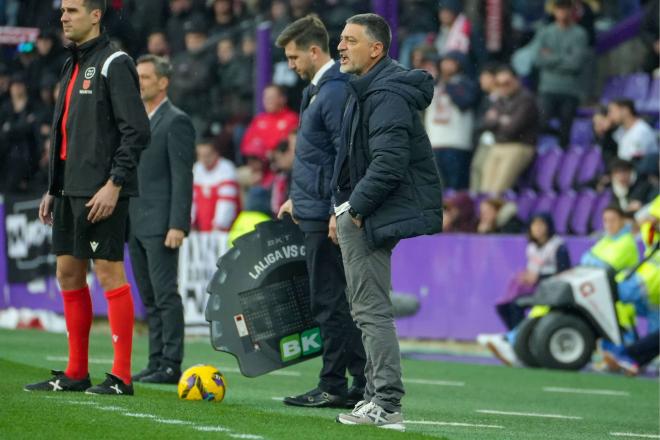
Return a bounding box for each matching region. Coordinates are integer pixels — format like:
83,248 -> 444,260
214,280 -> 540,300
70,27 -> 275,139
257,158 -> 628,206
129,99 -> 195,238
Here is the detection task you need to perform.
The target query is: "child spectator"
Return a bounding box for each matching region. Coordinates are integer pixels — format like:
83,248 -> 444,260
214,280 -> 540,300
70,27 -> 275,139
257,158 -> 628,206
442,192 -> 477,233
496,214 -> 571,330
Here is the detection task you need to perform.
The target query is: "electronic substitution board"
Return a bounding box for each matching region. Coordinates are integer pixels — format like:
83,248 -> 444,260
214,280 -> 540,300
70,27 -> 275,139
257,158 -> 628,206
205,219 -> 322,377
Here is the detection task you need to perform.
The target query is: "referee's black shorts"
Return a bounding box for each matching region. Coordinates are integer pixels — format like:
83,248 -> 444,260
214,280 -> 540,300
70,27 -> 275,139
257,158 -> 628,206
52,196 -> 128,261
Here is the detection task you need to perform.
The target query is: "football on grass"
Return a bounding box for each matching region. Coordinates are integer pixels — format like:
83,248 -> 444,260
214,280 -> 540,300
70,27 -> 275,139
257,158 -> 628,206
177,364 -> 227,402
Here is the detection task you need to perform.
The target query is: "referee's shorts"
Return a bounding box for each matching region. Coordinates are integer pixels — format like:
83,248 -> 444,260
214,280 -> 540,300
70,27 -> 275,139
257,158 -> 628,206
52,196 -> 128,261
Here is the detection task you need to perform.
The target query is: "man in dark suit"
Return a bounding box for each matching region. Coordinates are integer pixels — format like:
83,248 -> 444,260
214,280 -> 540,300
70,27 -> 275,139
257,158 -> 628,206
129,54 -> 196,384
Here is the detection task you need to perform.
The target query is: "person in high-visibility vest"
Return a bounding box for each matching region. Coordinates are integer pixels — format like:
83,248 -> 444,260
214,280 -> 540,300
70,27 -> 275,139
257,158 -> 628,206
227,186 -> 272,247
580,206 -> 639,273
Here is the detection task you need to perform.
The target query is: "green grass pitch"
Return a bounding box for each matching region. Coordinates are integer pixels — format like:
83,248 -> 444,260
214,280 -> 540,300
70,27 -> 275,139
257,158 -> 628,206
1,328 -> 658,439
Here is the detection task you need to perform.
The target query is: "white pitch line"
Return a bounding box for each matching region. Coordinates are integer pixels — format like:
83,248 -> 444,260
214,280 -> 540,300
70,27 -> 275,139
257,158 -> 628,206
407,420 -> 504,429
229,435 -> 264,439
271,397 -> 284,401
46,355 -> 113,365
154,419 -> 192,425
123,413 -> 156,419
476,410 -> 582,420
543,386 -> 630,397
610,433 -> 660,439
194,426 -> 232,433
96,406 -> 126,412
405,378 -> 465,387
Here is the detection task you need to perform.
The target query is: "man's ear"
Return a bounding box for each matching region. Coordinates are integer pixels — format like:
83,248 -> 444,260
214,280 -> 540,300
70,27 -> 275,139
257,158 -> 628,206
158,76 -> 169,92
90,9 -> 102,26
370,41 -> 384,59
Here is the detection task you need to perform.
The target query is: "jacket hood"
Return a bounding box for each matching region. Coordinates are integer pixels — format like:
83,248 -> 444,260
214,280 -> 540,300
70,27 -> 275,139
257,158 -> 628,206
349,57 -> 434,111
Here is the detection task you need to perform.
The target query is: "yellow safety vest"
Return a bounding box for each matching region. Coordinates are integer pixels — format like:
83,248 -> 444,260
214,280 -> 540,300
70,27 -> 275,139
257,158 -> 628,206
589,231 -> 639,273
227,211 -> 271,247
636,260 -> 660,306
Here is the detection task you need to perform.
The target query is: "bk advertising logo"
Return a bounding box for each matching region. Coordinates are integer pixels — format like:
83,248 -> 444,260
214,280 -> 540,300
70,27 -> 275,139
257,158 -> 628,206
279,328 -> 322,362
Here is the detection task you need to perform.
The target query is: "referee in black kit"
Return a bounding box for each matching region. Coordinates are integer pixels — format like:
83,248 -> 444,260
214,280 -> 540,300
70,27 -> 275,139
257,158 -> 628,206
276,15 -> 367,408
25,0 -> 150,395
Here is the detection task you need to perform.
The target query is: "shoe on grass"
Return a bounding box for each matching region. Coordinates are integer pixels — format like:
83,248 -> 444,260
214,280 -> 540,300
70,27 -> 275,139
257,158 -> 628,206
24,370 -> 91,392
478,333 -> 520,367
140,366 -> 180,384
86,373 -> 134,396
283,387 -> 346,408
336,401 -> 405,432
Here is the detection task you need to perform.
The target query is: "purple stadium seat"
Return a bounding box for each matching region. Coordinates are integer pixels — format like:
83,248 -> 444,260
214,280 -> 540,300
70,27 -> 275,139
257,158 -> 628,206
534,148 -> 563,192
556,147 -> 585,191
600,76 -> 625,104
570,189 -> 597,235
553,191 -> 577,235
621,73 -> 650,104
532,192 -> 557,217
569,119 -> 594,146
590,190 -> 613,232
640,76 -> 660,114
537,135 -> 559,152
575,146 -> 604,187
516,189 -> 537,223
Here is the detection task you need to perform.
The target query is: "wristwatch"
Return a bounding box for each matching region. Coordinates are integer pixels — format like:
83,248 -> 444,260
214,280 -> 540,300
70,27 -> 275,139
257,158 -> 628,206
348,207 -> 363,221
110,174 -> 124,188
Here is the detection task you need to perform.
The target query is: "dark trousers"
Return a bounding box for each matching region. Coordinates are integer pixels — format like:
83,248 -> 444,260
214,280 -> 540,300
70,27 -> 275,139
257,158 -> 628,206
433,148 -> 471,190
627,330 -> 660,367
540,92 -> 579,148
496,302 -> 527,331
128,234 -> 184,371
304,230 -> 366,395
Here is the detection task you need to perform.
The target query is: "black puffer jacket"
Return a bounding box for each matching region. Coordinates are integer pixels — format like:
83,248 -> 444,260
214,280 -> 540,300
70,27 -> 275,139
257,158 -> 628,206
332,57 -> 443,248
48,34 -> 150,198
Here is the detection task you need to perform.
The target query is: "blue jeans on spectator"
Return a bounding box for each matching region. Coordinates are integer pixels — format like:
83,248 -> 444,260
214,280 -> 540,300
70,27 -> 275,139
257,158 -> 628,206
433,148 -> 472,190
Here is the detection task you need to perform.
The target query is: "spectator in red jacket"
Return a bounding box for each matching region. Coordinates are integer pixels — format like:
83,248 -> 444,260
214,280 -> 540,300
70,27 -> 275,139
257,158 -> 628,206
240,84 -> 298,161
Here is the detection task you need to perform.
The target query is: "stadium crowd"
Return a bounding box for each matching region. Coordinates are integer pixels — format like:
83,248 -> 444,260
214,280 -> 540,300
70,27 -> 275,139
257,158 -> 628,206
0,0 -> 658,236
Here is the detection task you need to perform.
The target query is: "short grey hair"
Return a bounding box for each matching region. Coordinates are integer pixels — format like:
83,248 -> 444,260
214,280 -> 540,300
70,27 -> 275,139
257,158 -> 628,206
346,13 -> 391,55
136,54 -> 172,79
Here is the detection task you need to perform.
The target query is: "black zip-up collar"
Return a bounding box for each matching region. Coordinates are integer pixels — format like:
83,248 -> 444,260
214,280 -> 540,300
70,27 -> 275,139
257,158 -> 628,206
347,56 -> 391,100
66,33 -> 109,64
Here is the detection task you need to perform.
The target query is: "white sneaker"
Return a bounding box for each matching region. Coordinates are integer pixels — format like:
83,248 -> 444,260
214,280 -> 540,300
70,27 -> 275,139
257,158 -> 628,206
336,401 -> 405,432
351,400 -> 369,416
477,333 -> 520,367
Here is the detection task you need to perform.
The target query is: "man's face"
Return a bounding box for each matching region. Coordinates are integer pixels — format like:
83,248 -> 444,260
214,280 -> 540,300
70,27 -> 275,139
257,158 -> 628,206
608,104 -> 623,125
9,82 -> 27,100
217,39 -> 235,64
479,72 -> 495,93
196,144 -> 218,169
148,33 -> 169,56
185,32 -> 206,53
284,41 -> 315,81
338,23 -> 380,76
553,6 -> 572,24
603,210 -> 625,236
611,169 -> 632,188
439,9 -> 457,27
60,0 -> 100,44
495,71 -> 518,97
263,86 -> 285,113
137,62 -> 167,103
170,0 -> 191,15
36,37 -> 53,56
440,58 -> 459,78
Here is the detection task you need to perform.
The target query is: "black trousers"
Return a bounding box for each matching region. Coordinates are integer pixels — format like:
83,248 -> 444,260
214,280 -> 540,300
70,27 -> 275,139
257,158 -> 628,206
539,92 -> 579,148
627,330 -> 660,367
128,234 -> 184,370
304,230 -> 366,395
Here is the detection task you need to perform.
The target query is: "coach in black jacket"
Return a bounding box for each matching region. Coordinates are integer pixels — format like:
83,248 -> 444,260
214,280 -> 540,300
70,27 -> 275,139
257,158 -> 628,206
333,14 -> 442,430
129,55 -> 196,384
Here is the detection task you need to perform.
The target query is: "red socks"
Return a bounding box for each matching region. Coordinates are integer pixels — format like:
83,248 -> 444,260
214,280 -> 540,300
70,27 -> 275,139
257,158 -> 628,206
62,286 -> 93,380
105,284 -> 134,385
